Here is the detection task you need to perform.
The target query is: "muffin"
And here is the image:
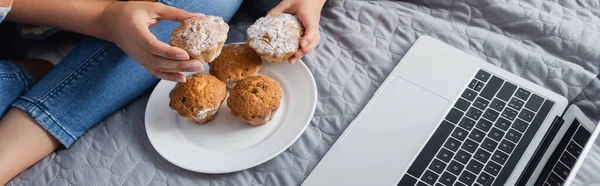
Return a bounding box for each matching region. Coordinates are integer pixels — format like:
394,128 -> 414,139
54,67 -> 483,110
227,75 -> 283,126
209,43 -> 263,88
169,74 -> 227,124
169,16 -> 229,63
246,13 -> 304,63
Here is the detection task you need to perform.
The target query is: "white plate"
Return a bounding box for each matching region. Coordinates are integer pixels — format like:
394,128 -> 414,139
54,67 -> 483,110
145,51 -> 317,174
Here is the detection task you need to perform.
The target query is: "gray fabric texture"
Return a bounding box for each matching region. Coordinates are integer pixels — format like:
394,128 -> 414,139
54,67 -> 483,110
8,0 -> 600,185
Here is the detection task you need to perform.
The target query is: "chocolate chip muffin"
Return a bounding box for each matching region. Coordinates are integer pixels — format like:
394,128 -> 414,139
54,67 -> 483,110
227,75 -> 283,126
169,73 -> 227,124
209,43 -> 263,88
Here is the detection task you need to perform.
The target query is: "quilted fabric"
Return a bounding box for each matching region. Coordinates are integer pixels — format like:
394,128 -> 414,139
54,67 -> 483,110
8,0 -> 600,185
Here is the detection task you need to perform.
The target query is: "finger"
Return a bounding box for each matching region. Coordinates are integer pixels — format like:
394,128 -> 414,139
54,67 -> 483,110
149,69 -> 186,82
299,34 -> 320,54
156,4 -> 198,23
154,58 -> 204,72
136,26 -> 190,60
267,1 -> 293,15
288,50 -> 303,64
297,10 -> 321,54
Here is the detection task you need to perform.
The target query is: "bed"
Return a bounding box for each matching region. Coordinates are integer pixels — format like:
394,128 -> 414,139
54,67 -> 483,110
8,0 -> 600,185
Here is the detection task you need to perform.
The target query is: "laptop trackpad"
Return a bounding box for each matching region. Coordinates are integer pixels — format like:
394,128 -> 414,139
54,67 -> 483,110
325,76 -> 450,185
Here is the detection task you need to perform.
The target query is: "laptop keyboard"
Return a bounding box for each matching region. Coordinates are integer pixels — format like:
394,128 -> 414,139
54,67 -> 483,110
398,70 -> 554,186
535,119 -> 591,186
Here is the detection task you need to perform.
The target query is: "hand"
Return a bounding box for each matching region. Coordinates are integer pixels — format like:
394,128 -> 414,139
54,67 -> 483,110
99,1 -> 203,82
268,0 -> 326,64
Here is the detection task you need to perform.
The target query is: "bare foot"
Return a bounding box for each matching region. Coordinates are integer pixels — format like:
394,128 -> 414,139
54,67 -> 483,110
13,59 -> 53,81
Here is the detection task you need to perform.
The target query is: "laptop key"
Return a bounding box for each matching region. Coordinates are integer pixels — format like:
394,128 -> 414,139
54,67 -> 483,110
465,108 -> 482,121
446,108 -> 464,124
512,119 -> 528,133
454,150 -> 472,164
462,89 -> 477,101
488,127 -> 505,142
496,82 -> 517,102
490,99 -> 506,112
445,137 -> 461,152
439,172 -> 457,186
475,70 -> 491,82
567,141 -> 583,157
476,119 -> 493,132
475,82 -> 485,91
508,98 -> 524,110
483,109 -> 499,122
468,79 -> 478,89
452,127 -> 468,141
420,170 -> 439,185
518,109 -> 535,122
416,181 -> 428,186
466,160 -> 484,174
407,121 -> 454,177
498,139 -> 516,154
473,97 -> 489,110
474,149 -> 491,163
495,117 -> 511,131
554,162 -> 570,179
514,88 -> 531,101
506,129 -> 522,143
461,139 -> 478,153
455,98 -> 470,112
573,127 -> 592,147
459,118 -> 476,131
447,160 -> 464,175
480,76 -> 503,100
484,161 -> 501,176
491,151 -> 509,165
437,148 -> 454,163
502,108 -> 518,121
476,172 -> 494,186
561,152 -> 576,168
458,171 -> 476,185
481,138 -> 498,152
547,172 -> 564,186
525,94 -> 544,112
469,129 -> 485,143
398,176 -> 417,186
429,159 -> 447,174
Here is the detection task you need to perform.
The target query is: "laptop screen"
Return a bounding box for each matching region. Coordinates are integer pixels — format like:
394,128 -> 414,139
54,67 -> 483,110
534,119 -> 591,186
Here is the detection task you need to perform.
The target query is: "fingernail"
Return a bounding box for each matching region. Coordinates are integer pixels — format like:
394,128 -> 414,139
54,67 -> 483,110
296,51 -> 304,57
193,13 -> 204,17
177,76 -> 186,83
188,61 -> 203,69
176,53 -> 189,60
301,39 -> 308,48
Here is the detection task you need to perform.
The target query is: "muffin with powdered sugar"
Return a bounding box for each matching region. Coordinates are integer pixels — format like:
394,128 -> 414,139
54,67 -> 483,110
169,74 -> 227,124
246,13 -> 304,63
170,16 -> 229,63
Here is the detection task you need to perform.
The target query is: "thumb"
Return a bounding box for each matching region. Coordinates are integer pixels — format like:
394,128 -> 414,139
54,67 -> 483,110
267,1 -> 293,15
157,4 -> 201,23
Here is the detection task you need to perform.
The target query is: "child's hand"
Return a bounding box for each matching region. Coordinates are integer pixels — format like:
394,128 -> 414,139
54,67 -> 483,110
268,0 -> 326,64
100,1 -> 202,82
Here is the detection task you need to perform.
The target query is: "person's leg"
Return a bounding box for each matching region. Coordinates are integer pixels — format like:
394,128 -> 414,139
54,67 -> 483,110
0,0 -> 243,184
0,60 -> 36,116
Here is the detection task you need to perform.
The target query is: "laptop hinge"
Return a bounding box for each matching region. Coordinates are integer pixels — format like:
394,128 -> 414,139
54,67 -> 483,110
515,116 -> 564,186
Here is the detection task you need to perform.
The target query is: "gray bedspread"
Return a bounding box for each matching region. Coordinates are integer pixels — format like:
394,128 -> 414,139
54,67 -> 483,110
8,0 -> 600,185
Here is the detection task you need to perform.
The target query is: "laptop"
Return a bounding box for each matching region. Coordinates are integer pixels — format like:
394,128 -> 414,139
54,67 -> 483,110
302,36 -> 600,186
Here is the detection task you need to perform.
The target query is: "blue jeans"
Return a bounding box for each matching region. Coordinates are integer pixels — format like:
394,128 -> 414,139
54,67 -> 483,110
0,0 -> 244,147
